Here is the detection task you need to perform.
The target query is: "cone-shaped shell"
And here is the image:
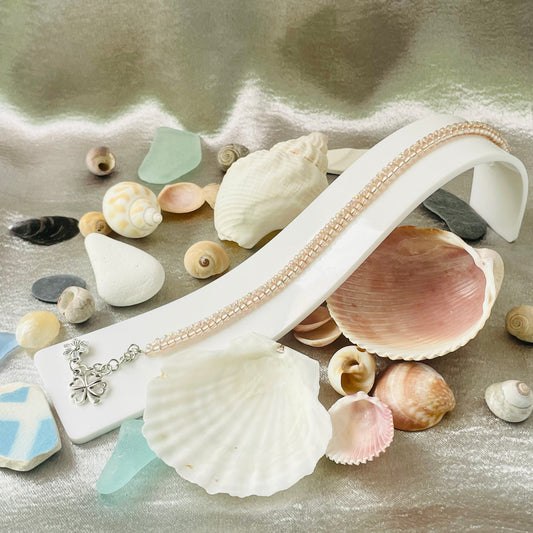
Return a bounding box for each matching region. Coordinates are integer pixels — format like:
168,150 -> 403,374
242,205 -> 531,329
326,392 -> 394,465
214,132 -> 329,248
373,362 -> 456,431
103,181 -> 162,238
143,333 -> 332,497
327,226 -> 504,360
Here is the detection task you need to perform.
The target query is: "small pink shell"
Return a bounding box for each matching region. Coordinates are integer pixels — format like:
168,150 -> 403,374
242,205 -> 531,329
293,306 -> 332,332
293,319 -> 341,347
157,182 -> 205,213
326,391 -> 394,465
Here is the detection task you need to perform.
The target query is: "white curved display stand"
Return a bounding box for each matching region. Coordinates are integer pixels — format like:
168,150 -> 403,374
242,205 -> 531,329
35,114 -> 528,443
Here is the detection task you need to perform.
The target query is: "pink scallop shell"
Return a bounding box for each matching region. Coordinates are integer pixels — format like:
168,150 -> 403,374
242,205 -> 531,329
326,391 -> 394,465
327,226 -> 503,360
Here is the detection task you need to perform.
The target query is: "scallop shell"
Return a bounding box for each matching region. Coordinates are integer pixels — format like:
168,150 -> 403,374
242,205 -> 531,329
326,392 -> 394,465
214,132 -> 329,249
485,380 -> 533,422
183,241 -> 230,279
86,146 -> 116,176
142,333 -> 332,497
328,345 -> 376,395
57,286 -> 95,323
157,182 -> 205,213
78,212 -> 112,237
102,181 -> 162,238
505,305 -> 533,343
327,226 -> 504,360
217,143 -> 249,172
293,319 -> 342,347
373,362 -> 456,431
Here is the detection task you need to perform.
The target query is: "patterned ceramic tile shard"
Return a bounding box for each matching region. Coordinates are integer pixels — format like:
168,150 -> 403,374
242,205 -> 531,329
138,127 -> 202,184
96,419 -> 158,494
0,383 -> 61,471
9,216 -> 79,245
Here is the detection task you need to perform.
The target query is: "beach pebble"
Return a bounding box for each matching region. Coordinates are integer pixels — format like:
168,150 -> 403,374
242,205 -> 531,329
31,274 -> 87,303
15,311 -> 60,350
57,286 -> 95,323
84,233 -> 165,306
0,332 -> 18,363
9,216 -> 79,245
0,382 -> 61,471
423,188 -> 487,241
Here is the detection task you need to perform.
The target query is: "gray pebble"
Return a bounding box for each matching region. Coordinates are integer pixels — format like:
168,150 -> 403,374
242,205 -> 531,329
31,275 -> 87,303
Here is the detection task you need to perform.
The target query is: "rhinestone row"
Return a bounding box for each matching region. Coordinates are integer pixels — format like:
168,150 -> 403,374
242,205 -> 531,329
144,121 -> 508,355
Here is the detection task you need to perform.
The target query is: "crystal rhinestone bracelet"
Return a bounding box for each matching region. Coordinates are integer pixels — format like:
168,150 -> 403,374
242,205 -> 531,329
63,121 -> 509,406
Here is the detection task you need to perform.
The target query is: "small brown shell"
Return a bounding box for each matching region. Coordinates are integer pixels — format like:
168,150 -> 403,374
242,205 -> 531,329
217,143 -> 250,172
184,241 -> 230,279
505,305 -> 533,342
86,146 -> 116,176
158,183 -> 205,213
328,346 -> 376,395
79,212 -> 112,237
293,319 -> 342,347
202,183 -> 220,209
374,362 -> 455,431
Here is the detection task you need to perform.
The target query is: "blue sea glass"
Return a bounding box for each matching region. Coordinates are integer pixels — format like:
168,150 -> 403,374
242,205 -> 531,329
138,127 -> 202,184
0,332 -> 18,363
96,419 -> 158,494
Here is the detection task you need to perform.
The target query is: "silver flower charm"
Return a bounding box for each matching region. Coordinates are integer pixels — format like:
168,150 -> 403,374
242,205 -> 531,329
69,371 -> 107,405
63,338 -> 89,359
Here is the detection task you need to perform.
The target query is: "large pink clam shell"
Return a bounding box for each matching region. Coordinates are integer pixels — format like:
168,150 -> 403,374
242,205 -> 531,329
327,226 -> 503,360
326,391 -> 394,465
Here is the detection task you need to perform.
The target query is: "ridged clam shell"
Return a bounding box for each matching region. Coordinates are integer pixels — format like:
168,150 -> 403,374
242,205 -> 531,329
9,216 -> 79,245
143,333 -> 332,497
327,226 -> 503,360
102,182 -> 162,238
326,392 -> 394,465
214,132 -> 329,248
485,380 -> 532,422
373,362 -> 456,431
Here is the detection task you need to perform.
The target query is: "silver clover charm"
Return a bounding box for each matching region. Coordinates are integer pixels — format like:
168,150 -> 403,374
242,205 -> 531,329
69,371 -> 107,405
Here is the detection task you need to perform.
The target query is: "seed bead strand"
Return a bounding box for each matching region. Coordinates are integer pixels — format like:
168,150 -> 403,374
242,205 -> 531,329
144,122 -> 508,355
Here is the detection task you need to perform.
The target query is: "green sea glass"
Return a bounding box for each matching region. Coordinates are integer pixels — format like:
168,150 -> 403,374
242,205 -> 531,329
138,127 -> 201,184
96,419 -> 158,494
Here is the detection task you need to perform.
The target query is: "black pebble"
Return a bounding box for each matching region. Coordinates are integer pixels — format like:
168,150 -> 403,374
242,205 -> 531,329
31,275 -> 87,303
9,216 -> 79,245
423,189 -> 487,241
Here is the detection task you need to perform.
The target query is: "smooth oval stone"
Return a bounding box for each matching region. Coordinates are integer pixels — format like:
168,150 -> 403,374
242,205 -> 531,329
84,233 -> 165,306
31,275 -> 87,303
96,419 -> 158,494
0,382 -> 61,471
9,216 -> 79,245
0,332 -> 18,363
423,188 -> 487,241
138,127 -> 202,184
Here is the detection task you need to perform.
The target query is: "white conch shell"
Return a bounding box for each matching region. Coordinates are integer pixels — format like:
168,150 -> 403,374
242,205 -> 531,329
485,380 -> 533,422
328,345 -> 376,395
102,181 -> 162,238
214,132 -> 329,248
326,392 -> 394,465
327,226 -> 504,360
142,333 -> 332,497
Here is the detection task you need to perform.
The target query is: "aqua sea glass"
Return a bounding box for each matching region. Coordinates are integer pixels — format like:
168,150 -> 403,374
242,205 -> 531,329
0,332 -> 17,363
96,419 -> 158,494
138,127 -> 202,184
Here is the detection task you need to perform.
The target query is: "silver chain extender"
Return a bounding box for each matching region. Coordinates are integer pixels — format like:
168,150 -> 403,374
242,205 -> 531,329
63,338 -> 142,405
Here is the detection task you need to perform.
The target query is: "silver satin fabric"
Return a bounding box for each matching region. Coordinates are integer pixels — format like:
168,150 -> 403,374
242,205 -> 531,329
0,1 -> 532,531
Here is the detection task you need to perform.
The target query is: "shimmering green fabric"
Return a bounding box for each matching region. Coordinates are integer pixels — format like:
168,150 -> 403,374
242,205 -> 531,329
0,1 -> 531,532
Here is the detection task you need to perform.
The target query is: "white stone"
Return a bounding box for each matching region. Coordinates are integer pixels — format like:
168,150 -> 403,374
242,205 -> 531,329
327,148 -> 368,175
85,233 -> 165,306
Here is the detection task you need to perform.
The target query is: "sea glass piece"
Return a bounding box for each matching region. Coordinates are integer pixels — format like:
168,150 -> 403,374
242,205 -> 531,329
0,332 -> 18,363
423,188 -> 487,241
0,382 -> 61,471
138,127 -> 202,184
96,419 -> 158,494
31,274 -> 87,303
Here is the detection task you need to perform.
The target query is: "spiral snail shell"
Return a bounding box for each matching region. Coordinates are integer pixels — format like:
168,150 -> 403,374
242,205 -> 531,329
184,241 -> 230,279
102,182 -> 162,238
217,143 -> 250,172
505,305 -> 533,342
485,380 -> 532,422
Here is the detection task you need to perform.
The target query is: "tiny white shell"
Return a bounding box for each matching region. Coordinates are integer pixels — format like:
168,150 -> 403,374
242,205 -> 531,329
57,286 -> 95,323
328,345 -> 376,395
143,333 -> 332,497
485,380 -> 532,423
86,146 -> 116,176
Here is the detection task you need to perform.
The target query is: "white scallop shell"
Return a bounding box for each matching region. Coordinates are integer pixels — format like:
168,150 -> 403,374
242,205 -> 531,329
485,380 -> 533,422
327,226 -> 504,360
143,333 -> 332,497
326,392 -> 394,465
214,132 -> 329,248
102,181 -> 162,238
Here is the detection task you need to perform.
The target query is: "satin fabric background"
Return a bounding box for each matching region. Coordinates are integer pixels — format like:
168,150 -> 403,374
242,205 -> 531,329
0,1 -> 532,531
